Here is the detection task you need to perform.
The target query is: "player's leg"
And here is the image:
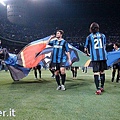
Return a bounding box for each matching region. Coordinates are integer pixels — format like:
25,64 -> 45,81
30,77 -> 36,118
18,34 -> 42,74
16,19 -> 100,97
85,67 -> 87,73
34,67 -> 37,79
55,64 -> 61,90
59,71 -> 62,80
92,61 -> 101,95
74,67 -> 78,78
38,68 -> 41,78
82,67 -> 85,72
117,65 -> 120,82
37,65 -> 41,78
49,68 -> 55,77
94,73 -> 100,89
49,62 -> 55,78
116,66 -> 119,83
71,67 -> 75,79
55,70 -> 61,90
111,65 -> 116,82
100,60 -> 107,91
60,67 -> 66,90
100,71 -> 105,92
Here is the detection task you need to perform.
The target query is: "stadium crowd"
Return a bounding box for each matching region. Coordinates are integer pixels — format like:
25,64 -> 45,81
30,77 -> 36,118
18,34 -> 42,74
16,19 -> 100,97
0,15 -> 120,53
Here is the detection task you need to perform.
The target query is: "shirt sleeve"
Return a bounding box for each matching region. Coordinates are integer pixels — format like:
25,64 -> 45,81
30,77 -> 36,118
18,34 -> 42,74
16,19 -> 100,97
48,40 -> 54,46
104,34 -> 106,45
84,36 -> 89,48
102,34 -> 106,49
64,41 -> 69,52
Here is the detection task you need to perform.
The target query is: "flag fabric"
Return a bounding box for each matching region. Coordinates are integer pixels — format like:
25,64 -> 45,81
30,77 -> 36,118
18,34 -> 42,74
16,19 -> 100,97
17,36 -> 51,68
68,44 -> 90,67
36,43 -> 90,68
17,36 -> 90,68
0,36 -> 90,81
6,65 -> 30,81
39,47 -> 120,68
2,35 -> 120,81
84,59 -> 92,67
107,50 -> 120,66
83,51 -> 120,67
4,52 -> 30,81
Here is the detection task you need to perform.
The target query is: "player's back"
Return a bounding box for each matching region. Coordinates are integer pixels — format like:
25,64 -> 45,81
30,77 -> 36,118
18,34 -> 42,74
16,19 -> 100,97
88,32 -> 107,61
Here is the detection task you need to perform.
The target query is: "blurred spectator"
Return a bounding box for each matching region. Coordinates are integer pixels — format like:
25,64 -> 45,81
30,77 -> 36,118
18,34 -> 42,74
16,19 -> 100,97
0,16 -> 120,53
33,64 -> 41,79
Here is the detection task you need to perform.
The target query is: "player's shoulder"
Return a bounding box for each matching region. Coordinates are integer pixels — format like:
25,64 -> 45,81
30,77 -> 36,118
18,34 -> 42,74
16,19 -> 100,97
61,39 -> 66,42
57,38 -> 65,42
99,32 -> 106,37
61,39 -> 68,44
86,33 -> 92,39
88,33 -> 92,37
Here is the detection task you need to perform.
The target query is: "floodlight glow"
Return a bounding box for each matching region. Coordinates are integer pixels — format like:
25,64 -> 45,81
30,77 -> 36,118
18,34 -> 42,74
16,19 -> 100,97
0,0 -> 6,6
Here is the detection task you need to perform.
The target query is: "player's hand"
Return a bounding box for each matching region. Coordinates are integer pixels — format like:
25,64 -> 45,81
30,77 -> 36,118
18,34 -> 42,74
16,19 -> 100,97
68,59 -> 72,66
50,35 -> 55,40
87,53 -> 90,57
47,35 -> 56,44
84,48 -> 90,56
84,48 -> 87,53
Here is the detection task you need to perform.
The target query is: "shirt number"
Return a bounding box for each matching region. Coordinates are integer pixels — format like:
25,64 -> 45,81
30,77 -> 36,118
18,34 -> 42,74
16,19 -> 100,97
94,38 -> 103,49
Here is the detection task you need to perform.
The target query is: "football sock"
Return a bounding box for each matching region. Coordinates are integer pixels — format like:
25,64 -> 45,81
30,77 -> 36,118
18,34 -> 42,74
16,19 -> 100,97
61,74 -> 66,85
75,70 -> 77,77
39,70 -> 41,78
34,70 -> 37,78
50,69 -> 55,76
55,75 -> 60,86
112,70 -> 116,80
94,75 -> 99,90
71,69 -> 74,77
100,74 -> 105,88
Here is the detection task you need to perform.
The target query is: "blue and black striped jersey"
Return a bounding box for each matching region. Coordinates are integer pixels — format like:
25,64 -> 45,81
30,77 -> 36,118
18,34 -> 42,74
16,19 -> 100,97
85,32 -> 107,61
49,39 -> 69,63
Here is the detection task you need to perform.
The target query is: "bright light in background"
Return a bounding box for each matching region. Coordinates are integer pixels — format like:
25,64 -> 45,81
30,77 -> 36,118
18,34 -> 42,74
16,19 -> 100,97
0,0 -> 6,6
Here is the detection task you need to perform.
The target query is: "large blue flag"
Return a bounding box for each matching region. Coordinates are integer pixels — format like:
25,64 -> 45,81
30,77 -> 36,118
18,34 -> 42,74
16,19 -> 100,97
107,50 -> 120,66
0,48 -> 30,81
0,36 -> 90,81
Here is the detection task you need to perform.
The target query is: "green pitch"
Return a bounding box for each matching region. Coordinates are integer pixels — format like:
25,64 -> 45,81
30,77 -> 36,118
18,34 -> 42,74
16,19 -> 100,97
0,69 -> 120,120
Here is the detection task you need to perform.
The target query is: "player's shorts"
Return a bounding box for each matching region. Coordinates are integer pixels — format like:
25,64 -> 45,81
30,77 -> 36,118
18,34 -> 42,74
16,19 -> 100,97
33,65 -> 41,70
118,63 -> 120,70
50,62 -> 66,71
49,62 -> 52,68
71,67 -> 79,70
92,60 -> 107,72
36,65 -> 41,70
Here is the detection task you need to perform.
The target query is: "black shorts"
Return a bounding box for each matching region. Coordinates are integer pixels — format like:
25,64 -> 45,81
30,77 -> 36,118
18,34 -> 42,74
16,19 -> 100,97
49,62 -> 52,68
37,65 -> 41,70
71,67 -> 79,70
50,63 -> 66,71
92,60 -> 107,72
33,65 -> 41,70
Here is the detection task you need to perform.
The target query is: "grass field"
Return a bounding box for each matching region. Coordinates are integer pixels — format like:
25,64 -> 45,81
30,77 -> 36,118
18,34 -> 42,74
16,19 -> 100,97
0,68 -> 120,120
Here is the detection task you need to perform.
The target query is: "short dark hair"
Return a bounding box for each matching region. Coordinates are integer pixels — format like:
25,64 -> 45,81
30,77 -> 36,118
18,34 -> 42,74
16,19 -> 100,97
114,42 -> 119,47
57,30 -> 64,35
90,22 -> 99,33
